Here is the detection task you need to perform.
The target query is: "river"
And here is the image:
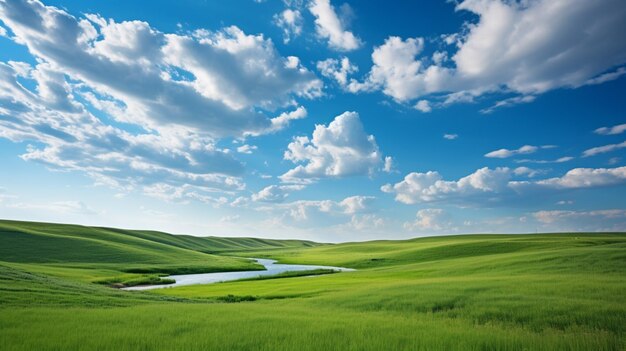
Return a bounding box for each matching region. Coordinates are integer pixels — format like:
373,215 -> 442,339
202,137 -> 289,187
122,258 -> 354,291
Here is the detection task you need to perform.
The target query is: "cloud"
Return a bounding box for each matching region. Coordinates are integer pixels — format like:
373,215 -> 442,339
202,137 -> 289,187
382,167 -> 511,205
582,141 -> 626,157
443,134 -> 458,140
280,111 -> 383,182
257,195 -> 375,225
361,36 -> 446,101
414,100 -> 432,113
0,61 -> 245,202
339,195 -> 375,214
485,145 -> 554,158
0,0 -> 322,137
317,57 -> 358,86
404,208 -> 449,231
273,8 -> 303,44
346,0 -> 626,108
382,156 -> 394,173
515,156 -> 574,164
309,0 -> 361,51
251,184 -> 304,202
534,209 -> 626,224
595,123 -> 626,136
531,166 -> 626,189
513,166 -> 543,178
383,166 -> 626,206
237,144 -> 258,154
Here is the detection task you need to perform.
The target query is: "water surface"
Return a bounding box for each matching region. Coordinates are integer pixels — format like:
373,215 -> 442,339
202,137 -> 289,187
123,258 -> 353,291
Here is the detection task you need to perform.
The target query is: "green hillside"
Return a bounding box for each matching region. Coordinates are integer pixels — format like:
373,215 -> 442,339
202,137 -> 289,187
0,219 -> 320,286
1,221 -> 624,350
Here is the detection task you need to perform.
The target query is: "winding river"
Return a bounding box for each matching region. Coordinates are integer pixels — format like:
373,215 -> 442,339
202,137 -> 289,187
123,258 -> 354,291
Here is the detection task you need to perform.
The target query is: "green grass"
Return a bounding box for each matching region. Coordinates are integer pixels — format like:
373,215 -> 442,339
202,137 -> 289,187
233,268 -> 338,282
0,219 -> 321,283
1,220 -> 625,350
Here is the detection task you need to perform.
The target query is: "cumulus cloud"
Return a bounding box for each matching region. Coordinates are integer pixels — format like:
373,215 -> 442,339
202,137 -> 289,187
414,100 -> 432,113
485,145 -> 554,158
582,141 -> 626,157
280,111 -> 383,182
0,0 -> 329,204
317,57 -> 358,86
0,0 -> 322,137
346,0 -> 626,108
251,184 -> 304,202
382,167 -> 511,205
273,8 -> 303,44
383,166 -> 626,206
309,0 -> 361,51
531,166 -> 626,189
404,208 -> 448,231
0,62 -> 246,201
595,123 -> 626,135
339,195 -> 375,214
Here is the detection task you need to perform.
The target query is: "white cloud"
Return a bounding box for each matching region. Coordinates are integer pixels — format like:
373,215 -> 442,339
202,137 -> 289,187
317,57 -> 358,86
257,195 -> 375,226
595,123 -> 626,135
533,209 -> 626,225
0,1 -> 322,138
364,36 -> 449,101
443,134 -> 458,140
582,141 -> 626,157
383,166 -> 626,206
414,100 -> 432,113
404,208 -> 449,231
237,144 -> 258,154
383,156 -> 394,173
0,61 -> 245,202
531,166 -> 626,189
513,167 -> 543,178
309,0 -> 361,51
515,156 -> 574,164
339,195 -> 375,214
251,184 -> 304,202
281,111 -> 383,182
273,8 -> 303,44
347,0 -> 626,108
0,0 -> 329,205
347,214 -> 384,231
485,145 -> 553,158
382,167 -> 511,205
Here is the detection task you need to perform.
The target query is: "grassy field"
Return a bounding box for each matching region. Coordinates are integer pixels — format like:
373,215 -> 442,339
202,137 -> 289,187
0,220 -> 321,286
1,220 -> 625,350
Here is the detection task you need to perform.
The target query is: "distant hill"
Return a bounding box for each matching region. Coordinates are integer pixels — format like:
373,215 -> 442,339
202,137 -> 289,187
0,219 -> 322,275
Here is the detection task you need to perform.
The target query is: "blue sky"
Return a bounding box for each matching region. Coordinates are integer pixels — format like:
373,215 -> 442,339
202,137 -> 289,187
0,0 -> 625,241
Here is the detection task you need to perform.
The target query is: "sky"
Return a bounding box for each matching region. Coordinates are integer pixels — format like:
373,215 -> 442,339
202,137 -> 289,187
0,0 -> 625,242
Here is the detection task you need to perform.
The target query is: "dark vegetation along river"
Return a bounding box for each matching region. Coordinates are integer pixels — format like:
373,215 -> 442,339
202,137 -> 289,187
123,258 -> 354,291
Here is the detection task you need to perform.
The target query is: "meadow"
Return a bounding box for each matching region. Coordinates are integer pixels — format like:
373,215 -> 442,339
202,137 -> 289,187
1,219 -> 624,350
